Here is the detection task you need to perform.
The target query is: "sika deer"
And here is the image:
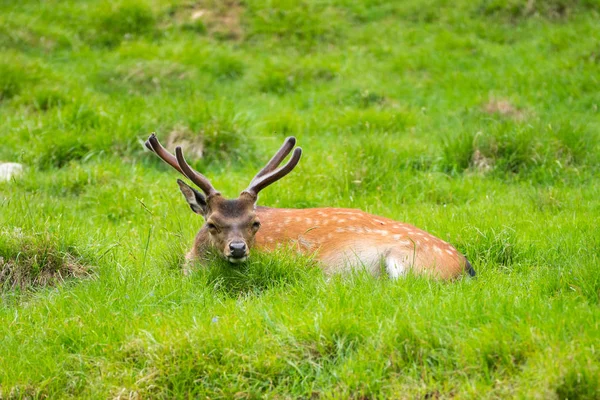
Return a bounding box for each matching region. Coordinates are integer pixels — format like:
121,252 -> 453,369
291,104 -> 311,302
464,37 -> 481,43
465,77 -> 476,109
145,134 -> 475,280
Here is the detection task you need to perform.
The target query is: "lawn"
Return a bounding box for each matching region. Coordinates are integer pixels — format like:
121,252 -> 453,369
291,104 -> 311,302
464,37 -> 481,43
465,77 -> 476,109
1,0 -> 599,398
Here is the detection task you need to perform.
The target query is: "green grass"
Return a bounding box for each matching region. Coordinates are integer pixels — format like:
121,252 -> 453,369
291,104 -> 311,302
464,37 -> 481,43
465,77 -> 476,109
1,0 -> 600,397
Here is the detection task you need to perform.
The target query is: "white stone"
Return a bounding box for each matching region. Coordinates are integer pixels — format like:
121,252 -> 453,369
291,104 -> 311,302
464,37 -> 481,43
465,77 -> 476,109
0,163 -> 24,182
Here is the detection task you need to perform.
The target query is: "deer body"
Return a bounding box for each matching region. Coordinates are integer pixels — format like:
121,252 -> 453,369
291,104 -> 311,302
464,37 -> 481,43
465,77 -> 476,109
145,134 -> 474,281
188,206 -> 471,279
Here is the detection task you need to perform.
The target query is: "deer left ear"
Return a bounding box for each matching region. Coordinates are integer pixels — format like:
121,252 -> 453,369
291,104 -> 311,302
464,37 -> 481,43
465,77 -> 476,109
177,179 -> 208,216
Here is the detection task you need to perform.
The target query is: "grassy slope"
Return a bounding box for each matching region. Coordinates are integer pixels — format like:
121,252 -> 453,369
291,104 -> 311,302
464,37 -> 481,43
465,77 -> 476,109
1,0 -> 600,398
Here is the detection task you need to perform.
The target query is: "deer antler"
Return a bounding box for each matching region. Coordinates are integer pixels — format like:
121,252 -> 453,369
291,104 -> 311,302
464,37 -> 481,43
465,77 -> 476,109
250,136 -> 297,182
145,133 -> 219,196
175,146 -> 219,196
243,137 -> 302,197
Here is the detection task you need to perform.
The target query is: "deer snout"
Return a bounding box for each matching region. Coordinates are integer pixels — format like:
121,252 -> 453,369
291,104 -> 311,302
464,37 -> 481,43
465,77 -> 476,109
228,241 -> 248,260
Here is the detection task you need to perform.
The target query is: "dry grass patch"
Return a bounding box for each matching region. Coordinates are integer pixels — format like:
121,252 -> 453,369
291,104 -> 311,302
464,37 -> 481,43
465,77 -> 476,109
470,148 -> 495,174
2,384 -> 47,400
167,0 -> 245,40
477,0 -> 600,20
165,125 -> 206,160
97,60 -> 193,94
0,22 -> 60,52
0,229 -> 93,292
483,98 -> 527,120
155,109 -> 255,165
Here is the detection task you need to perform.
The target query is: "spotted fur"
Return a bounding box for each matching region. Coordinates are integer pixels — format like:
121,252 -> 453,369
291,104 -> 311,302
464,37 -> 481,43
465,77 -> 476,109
187,206 -> 473,280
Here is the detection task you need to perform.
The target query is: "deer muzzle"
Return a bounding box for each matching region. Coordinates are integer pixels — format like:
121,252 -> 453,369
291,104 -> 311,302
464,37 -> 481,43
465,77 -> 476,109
226,241 -> 248,263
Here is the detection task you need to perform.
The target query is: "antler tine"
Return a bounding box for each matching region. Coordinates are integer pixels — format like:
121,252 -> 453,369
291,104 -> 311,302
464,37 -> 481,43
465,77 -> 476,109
145,133 -> 185,175
175,147 -> 219,196
244,147 -> 302,197
145,133 -> 218,196
248,137 -> 296,186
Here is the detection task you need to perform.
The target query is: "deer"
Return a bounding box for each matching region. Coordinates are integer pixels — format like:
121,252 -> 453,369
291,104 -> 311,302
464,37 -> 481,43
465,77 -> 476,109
145,134 -> 475,280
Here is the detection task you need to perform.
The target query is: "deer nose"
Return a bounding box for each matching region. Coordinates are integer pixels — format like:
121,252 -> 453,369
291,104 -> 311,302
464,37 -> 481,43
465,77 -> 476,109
229,242 -> 247,258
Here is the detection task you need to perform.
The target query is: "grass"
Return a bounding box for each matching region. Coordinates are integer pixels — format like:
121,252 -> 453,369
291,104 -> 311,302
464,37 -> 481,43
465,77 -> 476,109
1,0 -> 600,397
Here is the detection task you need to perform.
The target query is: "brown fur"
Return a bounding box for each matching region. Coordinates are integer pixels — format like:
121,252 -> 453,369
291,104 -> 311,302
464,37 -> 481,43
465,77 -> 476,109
188,205 -> 469,280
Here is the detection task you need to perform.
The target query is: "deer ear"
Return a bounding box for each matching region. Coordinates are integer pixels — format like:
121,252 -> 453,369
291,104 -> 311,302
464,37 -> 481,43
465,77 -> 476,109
177,179 -> 208,216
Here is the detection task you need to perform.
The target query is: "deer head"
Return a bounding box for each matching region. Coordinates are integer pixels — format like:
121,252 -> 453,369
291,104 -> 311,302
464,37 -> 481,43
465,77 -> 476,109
145,134 -> 302,263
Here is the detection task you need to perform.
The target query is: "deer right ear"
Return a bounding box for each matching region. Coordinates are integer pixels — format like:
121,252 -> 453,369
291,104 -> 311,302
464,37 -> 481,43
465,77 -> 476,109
177,179 -> 208,216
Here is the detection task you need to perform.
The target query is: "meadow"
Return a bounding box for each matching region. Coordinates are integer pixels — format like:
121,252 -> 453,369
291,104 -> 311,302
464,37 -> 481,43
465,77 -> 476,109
1,0 -> 600,398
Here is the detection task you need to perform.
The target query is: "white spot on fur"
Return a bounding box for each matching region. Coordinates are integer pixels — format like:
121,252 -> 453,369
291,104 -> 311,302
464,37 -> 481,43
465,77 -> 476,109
374,219 -> 386,225
370,229 -> 388,236
335,211 -> 360,216
295,217 -> 302,222
335,227 -> 346,233
445,249 -> 454,255
386,256 -> 406,279
434,246 -> 442,254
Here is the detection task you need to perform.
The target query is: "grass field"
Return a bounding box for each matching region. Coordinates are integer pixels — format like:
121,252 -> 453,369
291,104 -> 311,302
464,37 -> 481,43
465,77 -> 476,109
1,0 -> 600,398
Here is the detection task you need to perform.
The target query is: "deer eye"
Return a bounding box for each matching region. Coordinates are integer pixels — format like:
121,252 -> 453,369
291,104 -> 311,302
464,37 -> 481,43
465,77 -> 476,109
206,222 -> 219,232
252,221 -> 261,230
